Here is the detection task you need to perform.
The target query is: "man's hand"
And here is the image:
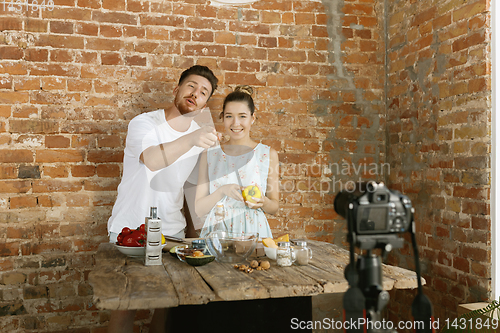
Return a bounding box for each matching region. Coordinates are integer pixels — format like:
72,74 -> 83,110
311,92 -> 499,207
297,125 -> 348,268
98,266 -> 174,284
190,126 -> 219,149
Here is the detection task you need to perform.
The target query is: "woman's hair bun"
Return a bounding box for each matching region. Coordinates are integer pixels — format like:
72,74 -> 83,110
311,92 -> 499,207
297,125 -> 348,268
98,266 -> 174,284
234,85 -> 253,96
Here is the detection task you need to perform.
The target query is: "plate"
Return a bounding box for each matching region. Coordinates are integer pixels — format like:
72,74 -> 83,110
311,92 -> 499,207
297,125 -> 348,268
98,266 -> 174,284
264,247 -> 277,260
115,244 -> 166,257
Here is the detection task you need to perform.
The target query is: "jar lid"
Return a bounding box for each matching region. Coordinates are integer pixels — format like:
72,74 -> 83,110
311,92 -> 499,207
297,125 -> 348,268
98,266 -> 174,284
295,240 -> 307,247
277,241 -> 290,248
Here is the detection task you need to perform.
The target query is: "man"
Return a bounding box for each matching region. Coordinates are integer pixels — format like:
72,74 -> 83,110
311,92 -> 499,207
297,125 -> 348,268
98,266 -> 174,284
107,65 -> 219,333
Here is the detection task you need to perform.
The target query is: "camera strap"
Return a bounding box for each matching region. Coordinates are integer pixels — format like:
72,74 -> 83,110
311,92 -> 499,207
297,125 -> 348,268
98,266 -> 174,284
343,225 -> 367,333
409,214 -> 435,333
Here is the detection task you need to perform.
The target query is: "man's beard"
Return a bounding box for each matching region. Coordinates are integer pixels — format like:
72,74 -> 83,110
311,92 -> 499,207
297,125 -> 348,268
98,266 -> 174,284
174,94 -> 197,116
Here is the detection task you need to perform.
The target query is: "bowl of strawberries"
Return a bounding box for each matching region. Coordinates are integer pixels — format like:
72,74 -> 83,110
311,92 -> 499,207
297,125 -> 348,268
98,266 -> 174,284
114,224 -> 166,257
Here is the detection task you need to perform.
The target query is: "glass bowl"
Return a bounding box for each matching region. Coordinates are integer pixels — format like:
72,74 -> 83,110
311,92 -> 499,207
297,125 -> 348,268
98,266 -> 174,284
205,231 -> 259,263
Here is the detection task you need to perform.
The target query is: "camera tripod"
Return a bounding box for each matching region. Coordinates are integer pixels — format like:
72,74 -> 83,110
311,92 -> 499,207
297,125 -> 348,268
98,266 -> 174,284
343,213 -> 435,333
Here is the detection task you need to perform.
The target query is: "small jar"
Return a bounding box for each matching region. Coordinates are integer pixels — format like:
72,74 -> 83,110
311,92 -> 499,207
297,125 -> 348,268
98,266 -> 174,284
294,241 -> 312,266
191,239 -> 206,250
276,241 -> 295,267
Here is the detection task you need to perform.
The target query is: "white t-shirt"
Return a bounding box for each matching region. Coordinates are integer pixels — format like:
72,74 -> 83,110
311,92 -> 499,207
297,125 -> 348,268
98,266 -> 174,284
107,109 -> 203,236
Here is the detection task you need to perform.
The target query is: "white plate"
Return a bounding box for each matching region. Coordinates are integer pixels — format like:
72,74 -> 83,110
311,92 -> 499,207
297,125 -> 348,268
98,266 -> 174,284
115,244 -> 166,257
264,247 -> 277,260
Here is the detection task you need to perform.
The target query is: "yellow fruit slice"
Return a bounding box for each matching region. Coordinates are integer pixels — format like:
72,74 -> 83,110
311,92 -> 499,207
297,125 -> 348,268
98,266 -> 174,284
274,234 -> 289,245
262,237 -> 278,248
161,234 -> 166,245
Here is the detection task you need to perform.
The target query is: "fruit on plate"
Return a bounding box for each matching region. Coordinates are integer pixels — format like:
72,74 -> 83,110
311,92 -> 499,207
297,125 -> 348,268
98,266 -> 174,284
262,234 -> 289,248
242,185 -> 261,203
274,234 -> 289,245
185,254 -> 215,266
116,224 -> 167,247
262,237 -> 278,249
192,250 -> 205,257
116,224 -> 147,247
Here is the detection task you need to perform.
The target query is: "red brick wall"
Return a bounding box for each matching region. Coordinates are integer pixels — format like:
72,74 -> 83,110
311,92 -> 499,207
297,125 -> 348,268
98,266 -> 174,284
385,0 -> 492,326
1,0 -> 489,331
0,0 -> 387,330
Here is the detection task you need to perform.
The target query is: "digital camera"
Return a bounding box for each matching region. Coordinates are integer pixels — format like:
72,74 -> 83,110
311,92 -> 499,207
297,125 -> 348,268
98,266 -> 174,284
334,181 -> 412,235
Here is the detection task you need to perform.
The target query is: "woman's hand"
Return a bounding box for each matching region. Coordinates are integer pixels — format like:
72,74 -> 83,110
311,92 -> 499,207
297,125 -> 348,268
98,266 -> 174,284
218,184 -> 244,202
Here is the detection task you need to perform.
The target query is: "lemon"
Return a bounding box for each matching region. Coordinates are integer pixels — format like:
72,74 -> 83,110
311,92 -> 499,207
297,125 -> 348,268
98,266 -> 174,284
242,185 -> 261,203
161,234 -> 166,245
274,234 -> 289,245
262,237 -> 278,248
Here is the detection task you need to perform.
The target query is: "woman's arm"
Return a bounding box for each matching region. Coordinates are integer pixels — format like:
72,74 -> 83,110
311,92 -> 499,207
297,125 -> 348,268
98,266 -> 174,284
194,151 -> 244,218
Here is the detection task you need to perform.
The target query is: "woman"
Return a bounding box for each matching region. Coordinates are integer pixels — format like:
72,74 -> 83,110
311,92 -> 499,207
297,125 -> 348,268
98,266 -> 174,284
195,85 -> 279,238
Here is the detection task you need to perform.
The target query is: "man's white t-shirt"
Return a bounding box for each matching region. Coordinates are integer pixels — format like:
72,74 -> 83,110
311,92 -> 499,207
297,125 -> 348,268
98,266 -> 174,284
107,109 -> 203,236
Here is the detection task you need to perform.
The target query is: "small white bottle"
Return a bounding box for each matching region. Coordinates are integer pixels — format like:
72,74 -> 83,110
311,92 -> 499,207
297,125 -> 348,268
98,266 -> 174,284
276,242 -> 295,267
294,241 -> 313,266
145,207 -> 162,266
213,203 -> 228,233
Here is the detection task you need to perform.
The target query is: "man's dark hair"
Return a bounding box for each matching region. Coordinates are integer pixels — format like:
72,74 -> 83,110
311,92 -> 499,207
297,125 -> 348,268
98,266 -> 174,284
178,65 -> 218,97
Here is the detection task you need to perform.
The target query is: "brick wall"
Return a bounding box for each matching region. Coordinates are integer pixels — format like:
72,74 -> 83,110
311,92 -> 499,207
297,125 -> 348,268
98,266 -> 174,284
385,0 -> 492,326
0,0 -> 491,331
0,0 -> 387,331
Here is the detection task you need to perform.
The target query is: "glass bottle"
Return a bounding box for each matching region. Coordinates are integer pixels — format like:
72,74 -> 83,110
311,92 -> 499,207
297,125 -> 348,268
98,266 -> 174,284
294,241 -> 313,265
213,203 -> 228,233
145,207 -> 162,266
276,241 -> 295,267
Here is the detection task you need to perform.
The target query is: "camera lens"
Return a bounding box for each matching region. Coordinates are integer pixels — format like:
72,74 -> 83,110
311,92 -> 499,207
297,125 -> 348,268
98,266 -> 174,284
366,181 -> 377,192
334,191 -> 349,218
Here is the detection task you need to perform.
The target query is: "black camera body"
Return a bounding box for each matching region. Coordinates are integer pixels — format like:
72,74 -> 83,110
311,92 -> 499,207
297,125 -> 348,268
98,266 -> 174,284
334,182 -> 413,250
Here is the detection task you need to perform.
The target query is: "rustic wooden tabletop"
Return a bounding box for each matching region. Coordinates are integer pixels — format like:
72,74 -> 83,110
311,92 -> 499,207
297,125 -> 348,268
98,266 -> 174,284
89,240 -> 423,311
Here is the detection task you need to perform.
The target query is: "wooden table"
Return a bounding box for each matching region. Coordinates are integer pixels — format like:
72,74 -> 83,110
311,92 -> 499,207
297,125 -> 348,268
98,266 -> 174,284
89,240 -> 423,311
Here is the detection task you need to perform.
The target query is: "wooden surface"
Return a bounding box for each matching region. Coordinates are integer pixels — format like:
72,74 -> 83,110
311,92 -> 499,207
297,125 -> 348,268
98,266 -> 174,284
89,240 -> 424,310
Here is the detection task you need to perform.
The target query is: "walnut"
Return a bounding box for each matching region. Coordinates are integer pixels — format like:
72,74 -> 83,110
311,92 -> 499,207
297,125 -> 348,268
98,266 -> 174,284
250,260 -> 259,269
260,260 -> 270,270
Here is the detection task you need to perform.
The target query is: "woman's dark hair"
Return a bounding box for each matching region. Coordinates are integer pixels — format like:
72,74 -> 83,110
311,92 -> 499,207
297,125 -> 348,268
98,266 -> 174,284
222,85 -> 255,117
178,65 -> 218,97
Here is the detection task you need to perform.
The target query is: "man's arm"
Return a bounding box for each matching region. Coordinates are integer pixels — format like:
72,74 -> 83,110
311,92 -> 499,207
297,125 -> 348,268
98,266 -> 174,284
183,195 -> 199,238
140,126 -> 218,172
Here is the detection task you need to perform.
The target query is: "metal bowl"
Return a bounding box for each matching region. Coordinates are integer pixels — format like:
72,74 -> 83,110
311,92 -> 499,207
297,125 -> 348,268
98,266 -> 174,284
205,231 -> 259,263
